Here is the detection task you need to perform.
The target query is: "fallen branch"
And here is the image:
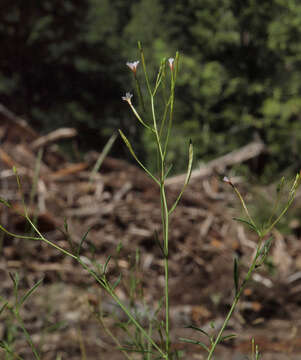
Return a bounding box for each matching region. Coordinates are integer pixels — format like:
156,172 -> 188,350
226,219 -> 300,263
31,128 -> 77,150
166,141 -> 265,186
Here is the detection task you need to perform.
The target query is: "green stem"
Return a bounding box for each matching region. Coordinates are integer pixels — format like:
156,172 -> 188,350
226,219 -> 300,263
96,313 -> 133,360
14,311 -> 40,360
160,183 -> 170,356
10,218 -> 165,358
163,70 -> 175,158
151,96 -> 164,163
26,217 -> 77,259
135,75 -> 146,113
138,42 -> 152,96
263,194 -> 295,236
76,258 -> 167,359
233,186 -> 257,231
207,238 -> 263,360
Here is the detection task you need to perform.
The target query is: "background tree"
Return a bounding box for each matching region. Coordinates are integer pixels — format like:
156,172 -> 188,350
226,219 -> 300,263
1,0 -> 301,179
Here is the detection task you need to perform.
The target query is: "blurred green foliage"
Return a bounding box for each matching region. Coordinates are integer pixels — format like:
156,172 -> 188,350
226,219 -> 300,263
1,0 -> 301,179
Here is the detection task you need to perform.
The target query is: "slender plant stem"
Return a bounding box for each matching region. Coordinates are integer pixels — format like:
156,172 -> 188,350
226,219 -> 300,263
96,313 -> 133,360
135,75 -> 145,113
14,311 -> 40,360
26,217 -> 77,259
76,258 -> 167,359
207,239 -> 263,360
160,185 -> 170,356
26,217 -> 167,358
263,195 -> 295,236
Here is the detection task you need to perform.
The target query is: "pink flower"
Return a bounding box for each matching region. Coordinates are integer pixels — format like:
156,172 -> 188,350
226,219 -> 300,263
223,176 -> 234,187
126,61 -> 140,75
168,58 -> 174,71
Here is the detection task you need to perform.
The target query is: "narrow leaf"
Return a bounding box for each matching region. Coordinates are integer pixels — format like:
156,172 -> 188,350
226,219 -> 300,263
77,227 -> 92,257
89,132 -> 117,182
164,164 -> 173,180
185,325 -> 210,338
259,237 -> 273,256
0,301 -> 8,315
169,141 -> 193,214
64,217 -> 69,233
220,334 -> 237,342
184,140 -> 193,186
19,278 -> 43,307
102,255 -> 111,275
112,274 -> 122,290
0,198 -> 11,207
9,272 -> 19,291
119,130 -> 160,185
233,217 -> 258,233
118,347 -> 154,354
179,338 -> 209,352
153,230 -> 164,256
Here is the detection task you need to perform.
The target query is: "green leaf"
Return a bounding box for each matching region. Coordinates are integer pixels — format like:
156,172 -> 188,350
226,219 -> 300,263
233,217 -> 259,233
102,255 -> 111,275
169,140 -> 193,214
233,257 -> 239,295
116,241 -> 123,254
185,325 -> 210,338
185,139 -> 193,186
64,217 -> 69,233
0,198 -> 11,208
119,130 -> 160,185
19,278 -> 43,308
179,338 -> 209,352
153,230 -> 164,256
77,227 -> 92,257
276,176 -> 285,194
9,272 -> 19,292
0,301 -> 8,315
112,274 -> 122,290
117,347 -> 154,354
164,163 -> 173,180
89,132 -> 117,182
220,334 -> 237,342
257,237 -> 273,265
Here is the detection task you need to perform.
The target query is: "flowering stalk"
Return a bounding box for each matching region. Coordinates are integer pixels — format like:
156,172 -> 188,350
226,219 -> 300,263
120,46 -> 192,359
126,60 -> 145,112
122,92 -> 153,131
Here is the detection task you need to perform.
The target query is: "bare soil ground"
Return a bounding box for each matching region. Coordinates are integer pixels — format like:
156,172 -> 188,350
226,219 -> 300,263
1,108 -> 301,359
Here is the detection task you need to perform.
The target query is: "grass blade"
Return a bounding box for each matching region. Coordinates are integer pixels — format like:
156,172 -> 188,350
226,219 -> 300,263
89,132 -> 117,182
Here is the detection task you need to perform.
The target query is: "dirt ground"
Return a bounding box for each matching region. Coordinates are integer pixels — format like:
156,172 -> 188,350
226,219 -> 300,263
1,110 -> 301,359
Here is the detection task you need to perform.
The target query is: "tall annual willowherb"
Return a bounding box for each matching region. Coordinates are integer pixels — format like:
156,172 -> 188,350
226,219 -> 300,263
0,43 -> 300,359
